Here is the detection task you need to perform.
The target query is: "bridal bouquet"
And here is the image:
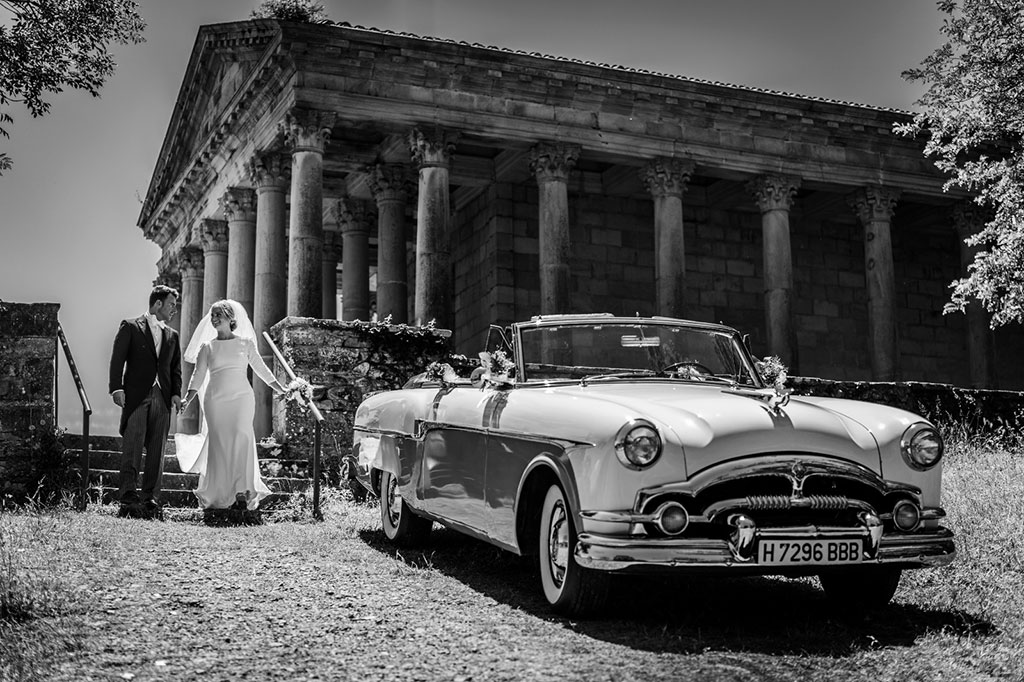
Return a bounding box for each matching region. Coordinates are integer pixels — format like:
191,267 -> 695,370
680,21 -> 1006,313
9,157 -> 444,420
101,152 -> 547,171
282,377 -> 316,409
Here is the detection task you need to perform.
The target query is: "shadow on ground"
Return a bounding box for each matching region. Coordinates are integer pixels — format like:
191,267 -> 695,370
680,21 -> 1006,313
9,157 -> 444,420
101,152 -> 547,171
360,526 -> 992,656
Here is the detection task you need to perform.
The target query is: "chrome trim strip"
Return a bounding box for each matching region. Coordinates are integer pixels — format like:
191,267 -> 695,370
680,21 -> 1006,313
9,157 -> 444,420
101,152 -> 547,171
416,420 -> 595,448
575,528 -> 955,571
353,426 -> 410,440
354,422 -> 594,448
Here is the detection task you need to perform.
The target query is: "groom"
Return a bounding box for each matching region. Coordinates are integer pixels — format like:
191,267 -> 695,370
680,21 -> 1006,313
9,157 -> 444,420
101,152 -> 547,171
108,285 -> 183,516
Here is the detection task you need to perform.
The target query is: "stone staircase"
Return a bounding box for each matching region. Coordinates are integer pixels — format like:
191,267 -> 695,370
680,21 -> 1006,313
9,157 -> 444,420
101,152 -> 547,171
65,434 -> 315,509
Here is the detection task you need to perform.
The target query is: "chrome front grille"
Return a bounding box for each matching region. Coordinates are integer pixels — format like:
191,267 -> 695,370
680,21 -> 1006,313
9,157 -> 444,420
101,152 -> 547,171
744,494 -> 851,511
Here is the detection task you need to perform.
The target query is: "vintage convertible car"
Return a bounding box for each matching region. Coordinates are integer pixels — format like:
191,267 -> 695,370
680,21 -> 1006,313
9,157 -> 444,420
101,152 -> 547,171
351,314 -> 954,616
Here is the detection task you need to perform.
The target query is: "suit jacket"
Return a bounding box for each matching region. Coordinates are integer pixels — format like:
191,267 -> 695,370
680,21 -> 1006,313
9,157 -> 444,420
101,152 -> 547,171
108,316 -> 182,436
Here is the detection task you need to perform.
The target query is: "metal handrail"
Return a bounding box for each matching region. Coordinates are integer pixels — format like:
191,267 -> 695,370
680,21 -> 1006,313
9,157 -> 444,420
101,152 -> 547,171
56,322 -> 92,511
262,331 -> 324,521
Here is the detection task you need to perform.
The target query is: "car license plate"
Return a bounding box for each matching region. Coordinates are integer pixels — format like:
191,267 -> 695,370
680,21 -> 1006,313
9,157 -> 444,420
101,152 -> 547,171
757,539 -> 862,566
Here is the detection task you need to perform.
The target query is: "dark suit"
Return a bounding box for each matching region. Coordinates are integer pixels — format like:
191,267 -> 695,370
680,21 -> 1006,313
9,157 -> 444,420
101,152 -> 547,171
108,316 -> 182,503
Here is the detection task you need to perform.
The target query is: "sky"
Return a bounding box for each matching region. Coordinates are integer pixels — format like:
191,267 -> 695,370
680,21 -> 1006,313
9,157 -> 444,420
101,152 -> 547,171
0,0 -> 946,435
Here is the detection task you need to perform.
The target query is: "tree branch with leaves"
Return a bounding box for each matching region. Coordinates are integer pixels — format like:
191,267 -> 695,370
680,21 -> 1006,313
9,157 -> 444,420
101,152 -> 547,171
896,0 -> 1024,326
0,0 -> 146,175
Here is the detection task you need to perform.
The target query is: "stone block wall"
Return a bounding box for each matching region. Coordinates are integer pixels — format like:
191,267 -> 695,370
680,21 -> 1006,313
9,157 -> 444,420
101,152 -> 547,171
269,317 -> 455,477
0,302 -> 59,497
449,184 -> 1024,389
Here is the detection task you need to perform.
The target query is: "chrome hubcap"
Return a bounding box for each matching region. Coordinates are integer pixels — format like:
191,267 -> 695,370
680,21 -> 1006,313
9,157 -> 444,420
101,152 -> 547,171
386,477 -> 402,526
547,499 -> 569,588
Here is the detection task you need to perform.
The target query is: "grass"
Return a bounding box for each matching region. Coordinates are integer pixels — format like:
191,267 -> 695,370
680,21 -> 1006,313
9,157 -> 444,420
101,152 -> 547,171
0,429 -> 1022,681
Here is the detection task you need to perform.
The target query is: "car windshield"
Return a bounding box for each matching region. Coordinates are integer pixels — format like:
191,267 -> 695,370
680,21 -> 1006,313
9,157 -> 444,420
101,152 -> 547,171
517,321 -> 760,386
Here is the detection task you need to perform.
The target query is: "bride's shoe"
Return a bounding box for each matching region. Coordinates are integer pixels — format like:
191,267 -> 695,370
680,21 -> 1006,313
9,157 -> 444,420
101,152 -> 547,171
231,492 -> 248,511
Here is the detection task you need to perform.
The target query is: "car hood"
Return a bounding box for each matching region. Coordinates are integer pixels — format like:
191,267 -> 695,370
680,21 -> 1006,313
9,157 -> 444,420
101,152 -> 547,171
549,382 -> 882,475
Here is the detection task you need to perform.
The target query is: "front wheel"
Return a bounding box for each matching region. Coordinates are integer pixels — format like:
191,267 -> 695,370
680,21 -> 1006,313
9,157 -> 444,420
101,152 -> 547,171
819,567 -> 902,611
379,470 -> 432,546
538,484 -> 609,617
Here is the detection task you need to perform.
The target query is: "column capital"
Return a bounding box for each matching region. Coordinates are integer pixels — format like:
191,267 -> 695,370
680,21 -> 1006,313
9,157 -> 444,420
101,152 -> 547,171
333,197 -> 374,236
219,187 -> 257,222
951,200 -> 993,238
153,265 -> 181,293
530,142 -> 580,183
409,127 -> 459,169
848,185 -> 901,224
322,230 -> 344,263
280,109 -> 336,153
640,158 -> 696,198
368,163 -> 413,204
178,247 -> 205,279
247,151 -> 290,190
200,218 -> 229,254
748,174 -> 801,213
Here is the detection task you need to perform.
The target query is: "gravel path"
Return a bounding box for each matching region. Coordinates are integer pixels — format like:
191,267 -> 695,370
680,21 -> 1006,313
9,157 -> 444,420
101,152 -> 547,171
1,501 -> 1000,682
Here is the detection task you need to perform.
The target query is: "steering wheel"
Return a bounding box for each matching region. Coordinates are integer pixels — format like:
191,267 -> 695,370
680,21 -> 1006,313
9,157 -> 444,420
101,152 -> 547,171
661,361 -> 714,377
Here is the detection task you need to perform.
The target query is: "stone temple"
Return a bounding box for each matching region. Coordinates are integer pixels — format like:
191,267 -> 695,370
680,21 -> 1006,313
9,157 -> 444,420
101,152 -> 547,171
137,18 -> 1024,439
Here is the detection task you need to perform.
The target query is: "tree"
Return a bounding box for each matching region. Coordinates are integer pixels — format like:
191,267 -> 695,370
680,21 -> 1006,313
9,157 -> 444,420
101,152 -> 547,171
0,0 -> 146,175
251,0 -> 330,24
896,0 -> 1024,326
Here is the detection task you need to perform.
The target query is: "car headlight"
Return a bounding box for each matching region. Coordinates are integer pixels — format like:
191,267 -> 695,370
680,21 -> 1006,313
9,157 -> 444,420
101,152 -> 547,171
900,423 -> 944,471
614,420 -> 662,469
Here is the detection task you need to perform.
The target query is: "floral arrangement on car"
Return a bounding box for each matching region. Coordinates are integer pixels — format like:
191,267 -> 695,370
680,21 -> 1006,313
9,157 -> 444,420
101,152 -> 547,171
472,349 -> 516,389
423,361 -> 460,384
754,355 -> 791,409
280,377 -> 316,411
755,355 -> 788,390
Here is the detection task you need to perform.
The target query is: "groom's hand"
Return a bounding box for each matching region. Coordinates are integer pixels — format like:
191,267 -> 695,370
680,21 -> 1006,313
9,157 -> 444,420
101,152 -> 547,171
172,395 -> 182,412
111,390 -> 125,408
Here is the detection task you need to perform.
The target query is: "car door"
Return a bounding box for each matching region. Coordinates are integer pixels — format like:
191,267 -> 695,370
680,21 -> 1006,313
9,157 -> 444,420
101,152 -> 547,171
415,386 -> 489,532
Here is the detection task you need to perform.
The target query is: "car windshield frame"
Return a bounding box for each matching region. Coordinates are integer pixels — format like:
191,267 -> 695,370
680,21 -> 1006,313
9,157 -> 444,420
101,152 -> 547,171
511,317 -> 764,387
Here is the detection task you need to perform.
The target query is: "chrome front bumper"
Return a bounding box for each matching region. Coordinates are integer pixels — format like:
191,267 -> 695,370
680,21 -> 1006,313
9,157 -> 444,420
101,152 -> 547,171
575,527 -> 956,572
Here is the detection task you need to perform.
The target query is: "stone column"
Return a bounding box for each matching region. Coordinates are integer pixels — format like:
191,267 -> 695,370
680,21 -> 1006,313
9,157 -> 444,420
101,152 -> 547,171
749,174 -> 801,367
220,187 -> 258,321
177,247 -> 204,435
641,158 -> 695,318
247,151 -> 290,439
338,197 -> 374,322
952,202 -> 995,388
322,228 -> 343,320
281,109 -> 336,318
849,185 -> 901,381
200,218 -> 229,313
369,164 -> 412,323
530,142 -> 580,315
410,127 -> 458,328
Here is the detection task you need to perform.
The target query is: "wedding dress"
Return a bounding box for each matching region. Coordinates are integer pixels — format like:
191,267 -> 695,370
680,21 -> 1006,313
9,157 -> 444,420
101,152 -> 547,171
174,301 -> 275,510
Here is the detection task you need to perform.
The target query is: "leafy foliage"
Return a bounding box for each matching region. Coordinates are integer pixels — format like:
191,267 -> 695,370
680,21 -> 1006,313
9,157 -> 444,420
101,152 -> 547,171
895,0 -> 1024,326
0,0 -> 145,175
251,0 -> 330,23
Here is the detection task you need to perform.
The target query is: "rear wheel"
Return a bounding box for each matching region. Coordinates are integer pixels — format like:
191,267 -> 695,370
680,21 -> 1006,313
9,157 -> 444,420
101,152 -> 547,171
379,470 -> 432,545
538,484 -> 609,617
819,567 -> 902,611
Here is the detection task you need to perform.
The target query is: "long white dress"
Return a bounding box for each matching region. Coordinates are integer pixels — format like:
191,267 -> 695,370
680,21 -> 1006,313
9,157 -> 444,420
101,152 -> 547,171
179,335 -> 275,510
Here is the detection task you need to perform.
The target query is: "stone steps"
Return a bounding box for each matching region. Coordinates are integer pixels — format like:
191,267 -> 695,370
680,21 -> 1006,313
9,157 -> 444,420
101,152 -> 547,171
67,432 -> 315,510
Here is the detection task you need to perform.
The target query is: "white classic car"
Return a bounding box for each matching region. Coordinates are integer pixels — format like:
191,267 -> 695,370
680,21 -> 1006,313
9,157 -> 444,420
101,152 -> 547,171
351,314 -> 954,616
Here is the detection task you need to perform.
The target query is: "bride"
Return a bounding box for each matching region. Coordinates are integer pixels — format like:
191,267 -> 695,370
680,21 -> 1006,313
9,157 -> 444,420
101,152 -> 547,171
175,299 -> 286,510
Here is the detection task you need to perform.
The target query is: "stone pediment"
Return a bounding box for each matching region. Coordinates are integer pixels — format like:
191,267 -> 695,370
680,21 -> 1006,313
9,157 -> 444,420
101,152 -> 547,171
139,21 -> 279,237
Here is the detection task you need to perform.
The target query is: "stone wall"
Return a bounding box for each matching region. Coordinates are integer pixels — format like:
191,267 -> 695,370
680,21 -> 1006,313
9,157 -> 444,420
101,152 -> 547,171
0,302 -> 59,498
448,185 -> 1024,389
269,317 -> 456,478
